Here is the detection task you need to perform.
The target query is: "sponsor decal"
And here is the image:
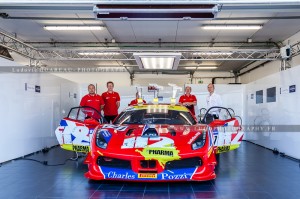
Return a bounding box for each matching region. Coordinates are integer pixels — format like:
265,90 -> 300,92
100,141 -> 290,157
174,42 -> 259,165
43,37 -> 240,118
122,136 -> 175,149
217,146 -> 230,153
101,166 -> 195,181
72,145 -> 90,153
183,127 -> 190,135
188,132 -> 201,144
157,127 -> 168,134
107,171 -> 135,180
148,149 -> 174,157
161,173 -> 190,180
138,173 -> 157,179
99,129 -> 112,143
135,147 -> 180,168
102,124 -> 128,131
101,129 -> 111,137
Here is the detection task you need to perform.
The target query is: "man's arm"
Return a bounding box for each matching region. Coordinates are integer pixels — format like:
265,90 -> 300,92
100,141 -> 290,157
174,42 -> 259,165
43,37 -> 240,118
183,95 -> 197,106
178,96 -> 183,105
80,96 -> 86,106
100,96 -> 105,110
116,93 -> 120,109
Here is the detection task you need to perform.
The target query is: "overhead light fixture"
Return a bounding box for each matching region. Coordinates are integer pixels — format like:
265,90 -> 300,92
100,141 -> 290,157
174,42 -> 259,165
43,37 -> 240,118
134,53 -> 181,70
44,26 -> 104,30
93,4 -> 219,20
78,52 -> 119,56
193,52 -> 232,56
202,25 -> 262,30
185,67 -> 218,70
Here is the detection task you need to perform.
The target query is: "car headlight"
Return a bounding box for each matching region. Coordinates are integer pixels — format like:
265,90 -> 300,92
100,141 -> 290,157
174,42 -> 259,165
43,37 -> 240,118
96,129 -> 111,149
192,131 -> 206,150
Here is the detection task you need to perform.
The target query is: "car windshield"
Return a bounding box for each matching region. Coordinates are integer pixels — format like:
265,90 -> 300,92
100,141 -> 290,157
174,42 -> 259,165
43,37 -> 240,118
68,106 -> 102,122
114,106 -> 196,125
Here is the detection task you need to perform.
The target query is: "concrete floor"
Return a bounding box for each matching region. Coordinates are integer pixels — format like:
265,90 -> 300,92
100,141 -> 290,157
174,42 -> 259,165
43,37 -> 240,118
0,141 -> 299,199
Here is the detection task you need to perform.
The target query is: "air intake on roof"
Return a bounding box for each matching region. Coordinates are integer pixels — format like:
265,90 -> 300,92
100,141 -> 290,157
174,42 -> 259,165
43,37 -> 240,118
93,4 -> 219,20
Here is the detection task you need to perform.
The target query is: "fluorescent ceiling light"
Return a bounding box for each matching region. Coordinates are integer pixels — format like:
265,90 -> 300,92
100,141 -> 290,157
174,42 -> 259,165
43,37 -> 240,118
44,26 -> 104,30
202,25 -> 262,30
78,52 -> 119,56
193,52 -> 232,56
134,53 -> 181,70
185,67 -> 218,70
141,57 -> 174,69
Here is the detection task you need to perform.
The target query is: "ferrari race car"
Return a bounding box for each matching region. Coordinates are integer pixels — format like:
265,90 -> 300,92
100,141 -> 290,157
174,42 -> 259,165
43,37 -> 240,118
55,106 -> 105,153
55,104 -> 243,182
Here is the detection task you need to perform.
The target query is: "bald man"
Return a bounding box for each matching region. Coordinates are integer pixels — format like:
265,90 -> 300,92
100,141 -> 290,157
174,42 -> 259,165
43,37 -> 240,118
179,86 -> 197,115
80,84 -> 104,119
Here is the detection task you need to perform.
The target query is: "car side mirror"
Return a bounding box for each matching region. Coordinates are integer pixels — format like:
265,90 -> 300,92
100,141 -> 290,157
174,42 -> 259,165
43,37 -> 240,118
198,108 -> 207,123
198,113 -> 206,123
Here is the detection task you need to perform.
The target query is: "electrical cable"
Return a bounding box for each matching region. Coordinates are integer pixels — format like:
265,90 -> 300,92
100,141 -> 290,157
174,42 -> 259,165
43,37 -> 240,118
20,152 -> 85,166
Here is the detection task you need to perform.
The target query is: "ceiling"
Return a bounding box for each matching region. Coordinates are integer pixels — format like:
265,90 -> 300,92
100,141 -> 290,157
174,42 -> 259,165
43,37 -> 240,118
1,0 -> 300,75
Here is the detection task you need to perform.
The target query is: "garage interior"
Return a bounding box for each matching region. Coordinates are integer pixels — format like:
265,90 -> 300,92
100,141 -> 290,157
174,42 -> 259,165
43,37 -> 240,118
1,0 -> 300,199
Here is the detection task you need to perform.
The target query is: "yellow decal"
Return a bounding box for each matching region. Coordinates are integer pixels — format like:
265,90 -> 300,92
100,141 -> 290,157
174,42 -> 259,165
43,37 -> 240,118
132,105 -> 189,112
135,147 -> 181,168
216,144 -> 241,154
217,146 -> 230,153
207,147 -> 213,157
138,173 -> 157,179
61,144 -> 90,153
97,151 -> 104,156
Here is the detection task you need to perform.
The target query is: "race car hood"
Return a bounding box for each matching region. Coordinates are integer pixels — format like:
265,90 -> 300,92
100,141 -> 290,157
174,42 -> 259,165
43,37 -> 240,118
98,124 -> 209,154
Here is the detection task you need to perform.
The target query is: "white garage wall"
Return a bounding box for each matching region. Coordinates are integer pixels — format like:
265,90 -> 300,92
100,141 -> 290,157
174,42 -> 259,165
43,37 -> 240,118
193,71 -> 235,84
188,84 -> 245,119
244,65 -> 300,159
240,60 -> 281,84
54,71 -> 235,88
133,74 -> 191,86
0,72 -> 79,163
54,72 -> 131,87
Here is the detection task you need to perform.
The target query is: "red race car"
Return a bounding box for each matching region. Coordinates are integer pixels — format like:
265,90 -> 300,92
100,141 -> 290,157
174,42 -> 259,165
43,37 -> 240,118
80,104 -> 242,182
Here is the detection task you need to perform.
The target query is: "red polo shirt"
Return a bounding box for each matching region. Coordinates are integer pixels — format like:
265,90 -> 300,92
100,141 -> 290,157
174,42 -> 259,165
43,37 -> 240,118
129,99 -> 146,106
80,94 -> 104,120
80,94 -> 104,113
102,91 -> 120,116
179,94 -> 197,115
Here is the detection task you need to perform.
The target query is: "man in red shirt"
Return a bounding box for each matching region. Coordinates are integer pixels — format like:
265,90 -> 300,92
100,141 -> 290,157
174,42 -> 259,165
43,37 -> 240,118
179,86 -> 197,116
102,81 -> 120,123
129,92 -> 146,106
80,84 -> 104,120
